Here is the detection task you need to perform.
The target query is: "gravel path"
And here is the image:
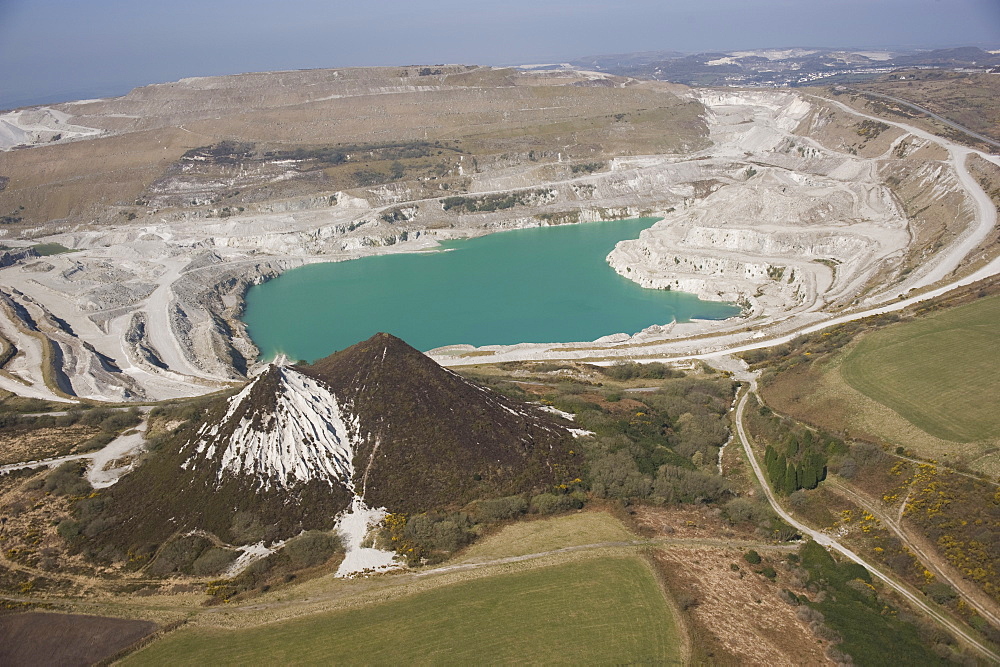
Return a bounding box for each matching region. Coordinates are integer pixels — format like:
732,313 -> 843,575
734,384 -> 1000,662
0,417 -> 148,486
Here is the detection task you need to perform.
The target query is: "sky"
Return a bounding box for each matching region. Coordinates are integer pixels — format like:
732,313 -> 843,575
1,0 -> 998,109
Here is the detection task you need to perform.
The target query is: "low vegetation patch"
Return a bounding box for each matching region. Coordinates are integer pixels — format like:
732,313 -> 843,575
456,510 -> 634,563
0,407 -> 142,464
797,540 -> 946,664
29,243 -> 73,256
902,467 -> 1000,605
440,188 -> 553,213
752,283 -> 1000,475
570,161 -> 605,174
460,364 -> 795,540
205,530 -> 344,603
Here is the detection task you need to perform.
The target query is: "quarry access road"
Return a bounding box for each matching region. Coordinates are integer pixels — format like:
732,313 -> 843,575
457,93 -> 1000,370
689,254 -> 1000,363
819,94 -> 999,296
143,259 -> 216,381
644,96 -> 1000,366
735,385 -> 1000,662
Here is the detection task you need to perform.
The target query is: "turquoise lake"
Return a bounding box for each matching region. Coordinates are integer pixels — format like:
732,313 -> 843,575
242,217 -> 741,361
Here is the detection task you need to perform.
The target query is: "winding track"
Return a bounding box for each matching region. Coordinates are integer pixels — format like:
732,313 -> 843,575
849,90 -> 1000,150
818,95 -> 1000,297
734,383 -> 1000,662
3,89 -> 998,394
444,93 -> 1000,368
826,479 -> 1000,629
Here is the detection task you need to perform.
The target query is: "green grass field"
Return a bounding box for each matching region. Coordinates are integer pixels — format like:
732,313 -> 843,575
841,295 -> 1000,442
126,556 -> 682,665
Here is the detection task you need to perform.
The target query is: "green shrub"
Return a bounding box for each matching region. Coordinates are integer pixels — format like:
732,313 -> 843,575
925,582 -> 958,605
283,531 -> 343,569
744,550 -> 762,565
147,536 -> 211,576
473,495 -> 528,522
722,497 -> 773,525
229,511 -> 266,544
96,409 -> 141,433
588,451 -> 652,499
653,465 -> 729,504
57,519 -> 81,540
77,408 -> 114,428
570,161 -> 605,174
600,360 -> 682,381
45,462 -> 92,497
397,512 -> 475,558
192,547 -> 239,576
80,431 -> 116,452
797,539 -> 936,664
530,492 -> 583,515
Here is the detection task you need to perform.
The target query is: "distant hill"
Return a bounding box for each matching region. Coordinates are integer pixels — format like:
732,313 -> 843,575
77,333 -> 579,558
568,46 -> 1000,87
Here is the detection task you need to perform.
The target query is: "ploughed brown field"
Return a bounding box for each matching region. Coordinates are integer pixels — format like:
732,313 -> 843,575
0,612 -> 157,666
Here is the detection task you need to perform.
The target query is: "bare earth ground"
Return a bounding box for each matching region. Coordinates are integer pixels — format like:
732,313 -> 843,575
626,505 -> 829,664
0,612 -> 157,667
652,548 -> 830,666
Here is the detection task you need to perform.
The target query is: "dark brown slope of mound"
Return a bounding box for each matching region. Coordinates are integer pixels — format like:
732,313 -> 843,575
82,366 -> 352,556
303,332 -> 580,512
72,333 -> 577,561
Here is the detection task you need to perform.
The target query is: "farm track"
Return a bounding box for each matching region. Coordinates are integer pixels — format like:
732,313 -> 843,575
826,478 -> 1000,629
0,534 -> 792,621
416,536 -> 797,578
735,384 -> 1000,662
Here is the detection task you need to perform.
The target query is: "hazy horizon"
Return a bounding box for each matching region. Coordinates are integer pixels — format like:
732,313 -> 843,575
1,0 -> 998,110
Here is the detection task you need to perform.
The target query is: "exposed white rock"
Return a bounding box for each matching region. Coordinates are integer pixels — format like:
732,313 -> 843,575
607,92 -> 913,318
189,366 -> 358,490
537,405 -> 577,421
334,497 -> 403,577
224,540 -> 286,577
86,422 -> 148,489
0,107 -> 103,150
184,364 -> 403,575
0,81 -> 996,404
